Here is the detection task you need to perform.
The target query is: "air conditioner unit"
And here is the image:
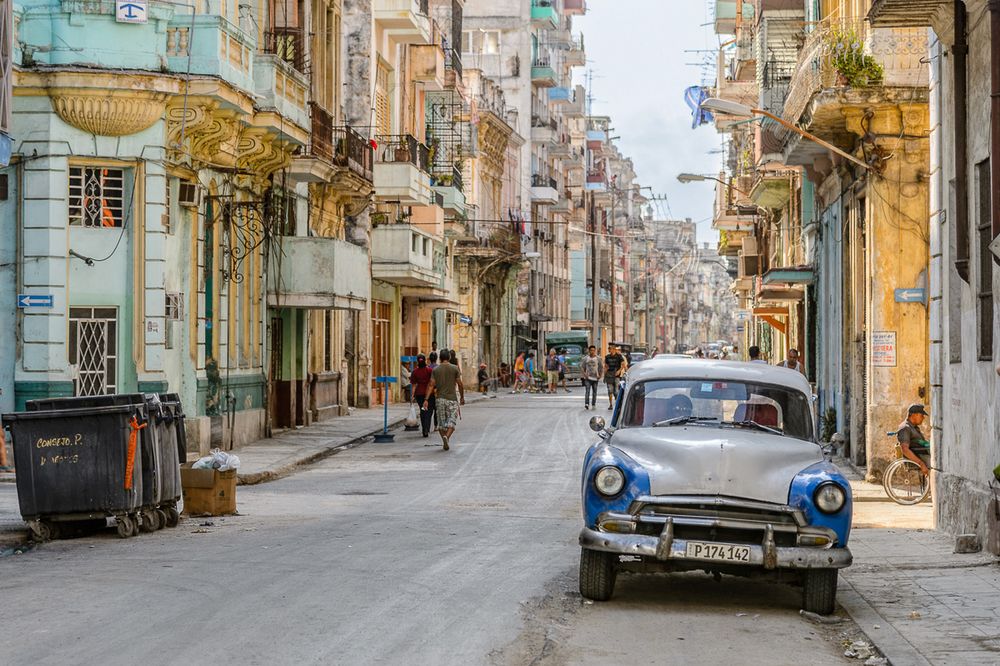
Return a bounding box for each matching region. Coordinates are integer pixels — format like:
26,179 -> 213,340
178,182 -> 202,208
738,253 -> 762,277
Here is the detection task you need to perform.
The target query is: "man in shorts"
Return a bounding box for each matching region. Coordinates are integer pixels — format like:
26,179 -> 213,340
603,344 -> 627,410
424,349 -> 465,451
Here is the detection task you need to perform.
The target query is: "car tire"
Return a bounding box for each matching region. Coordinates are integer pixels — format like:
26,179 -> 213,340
579,548 -> 616,601
802,568 -> 838,615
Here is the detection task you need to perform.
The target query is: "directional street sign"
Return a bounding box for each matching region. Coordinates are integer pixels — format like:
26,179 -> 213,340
116,0 -> 148,23
894,288 -> 926,304
17,294 -> 53,308
458,314 -> 472,325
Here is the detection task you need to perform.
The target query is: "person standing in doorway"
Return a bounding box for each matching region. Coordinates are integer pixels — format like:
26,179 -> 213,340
410,354 -> 434,438
581,345 -> 602,411
545,348 -> 560,393
424,349 -> 465,451
604,344 -> 627,410
777,348 -> 806,375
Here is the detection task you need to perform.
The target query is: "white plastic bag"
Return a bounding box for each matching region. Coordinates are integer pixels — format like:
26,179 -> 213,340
192,448 -> 242,471
405,402 -> 419,427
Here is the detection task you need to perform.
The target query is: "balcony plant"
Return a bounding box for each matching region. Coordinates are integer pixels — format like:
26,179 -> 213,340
827,27 -> 883,87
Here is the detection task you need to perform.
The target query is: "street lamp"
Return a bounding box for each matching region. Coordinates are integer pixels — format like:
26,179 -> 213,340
676,173 -> 753,198
699,97 -> 870,171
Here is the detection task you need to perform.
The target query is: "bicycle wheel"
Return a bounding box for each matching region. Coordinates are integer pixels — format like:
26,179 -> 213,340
882,459 -> 931,505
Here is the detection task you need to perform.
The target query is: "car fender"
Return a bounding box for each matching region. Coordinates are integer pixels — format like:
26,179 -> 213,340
581,444 -> 651,527
787,461 -> 853,546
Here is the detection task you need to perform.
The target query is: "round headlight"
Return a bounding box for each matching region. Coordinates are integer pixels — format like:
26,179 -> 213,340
594,466 -> 626,497
814,482 -> 846,514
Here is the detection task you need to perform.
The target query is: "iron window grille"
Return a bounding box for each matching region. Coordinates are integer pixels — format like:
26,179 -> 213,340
69,307 -> 118,396
69,166 -> 125,227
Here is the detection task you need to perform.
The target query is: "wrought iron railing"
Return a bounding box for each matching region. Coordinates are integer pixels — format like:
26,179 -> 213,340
333,126 -> 374,181
532,173 -> 557,189
445,47 -> 463,79
264,27 -> 306,72
431,164 -> 463,193
374,134 -> 431,174
309,103 -> 335,162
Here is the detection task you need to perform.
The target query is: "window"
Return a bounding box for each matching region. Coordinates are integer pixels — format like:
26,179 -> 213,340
462,29 -> 500,55
374,59 -> 392,136
163,177 -> 173,235
69,307 -> 118,396
621,379 -> 814,442
949,178 -> 962,363
323,310 -> 333,372
977,159 -> 994,360
165,292 -> 183,351
69,166 -> 125,227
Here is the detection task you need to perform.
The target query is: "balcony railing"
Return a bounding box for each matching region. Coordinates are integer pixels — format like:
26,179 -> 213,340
782,18 -> 928,129
333,126 -> 374,181
532,174 -> 558,189
445,47 -> 462,79
309,103 -> 335,162
263,27 -> 307,73
531,115 -> 558,130
432,164 -> 464,193
374,134 -> 431,173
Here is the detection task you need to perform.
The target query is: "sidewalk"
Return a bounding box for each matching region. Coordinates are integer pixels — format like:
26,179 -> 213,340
0,393 -> 495,549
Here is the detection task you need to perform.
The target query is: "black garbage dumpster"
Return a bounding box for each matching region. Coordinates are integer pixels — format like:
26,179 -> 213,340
2,405 -> 145,540
26,393 -> 184,531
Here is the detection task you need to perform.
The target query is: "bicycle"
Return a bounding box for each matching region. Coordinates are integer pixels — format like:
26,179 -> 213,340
882,431 -> 931,505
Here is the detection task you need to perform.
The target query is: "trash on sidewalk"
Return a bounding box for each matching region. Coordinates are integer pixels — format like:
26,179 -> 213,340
192,449 -> 241,471
180,456 -> 237,516
800,609 -> 844,625
843,640 -> 874,659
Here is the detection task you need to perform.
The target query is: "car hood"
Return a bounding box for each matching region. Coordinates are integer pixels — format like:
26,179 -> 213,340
607,426 -> 823,505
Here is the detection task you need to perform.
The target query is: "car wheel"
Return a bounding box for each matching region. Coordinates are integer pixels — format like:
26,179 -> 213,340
579,548 -> 617,601
802,568 -> 838,615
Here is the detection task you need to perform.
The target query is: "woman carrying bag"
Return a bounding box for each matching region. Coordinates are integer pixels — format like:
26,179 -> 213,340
410,354 -> 435,438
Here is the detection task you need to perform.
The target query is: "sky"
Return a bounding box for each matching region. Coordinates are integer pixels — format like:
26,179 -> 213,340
574,0 -> 722,244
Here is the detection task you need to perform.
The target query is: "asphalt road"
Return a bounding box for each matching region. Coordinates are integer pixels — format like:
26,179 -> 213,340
0,391 -> 858,665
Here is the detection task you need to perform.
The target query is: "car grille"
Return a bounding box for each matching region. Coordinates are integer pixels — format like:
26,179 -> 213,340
630,496 -> 804,547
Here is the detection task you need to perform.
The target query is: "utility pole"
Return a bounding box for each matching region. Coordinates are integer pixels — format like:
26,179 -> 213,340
589,190 -> 599,347
609,183 -> 616,343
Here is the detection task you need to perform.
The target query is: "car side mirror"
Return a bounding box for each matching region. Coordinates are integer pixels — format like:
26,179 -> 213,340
589,416 -> 606,433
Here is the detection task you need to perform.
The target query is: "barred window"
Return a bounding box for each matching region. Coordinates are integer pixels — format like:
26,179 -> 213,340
69,166 -> 125,227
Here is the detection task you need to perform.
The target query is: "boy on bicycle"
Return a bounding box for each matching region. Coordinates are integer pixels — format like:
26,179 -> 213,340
897,404 -> 931,476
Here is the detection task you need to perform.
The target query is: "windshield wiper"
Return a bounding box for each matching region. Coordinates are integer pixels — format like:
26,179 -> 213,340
652,416 -> 719,427
724,420 -> 784,436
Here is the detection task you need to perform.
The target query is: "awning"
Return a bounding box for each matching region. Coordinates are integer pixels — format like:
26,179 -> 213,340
762,267 -> 814,285
757,285 -> 805,302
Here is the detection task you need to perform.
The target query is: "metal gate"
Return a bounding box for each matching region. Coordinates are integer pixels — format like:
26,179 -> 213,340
69,307 -> 118,396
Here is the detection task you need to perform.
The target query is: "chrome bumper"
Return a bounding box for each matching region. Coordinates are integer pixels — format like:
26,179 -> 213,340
579,526 -> 853,570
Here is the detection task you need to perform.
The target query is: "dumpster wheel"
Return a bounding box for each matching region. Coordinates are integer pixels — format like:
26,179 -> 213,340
165,506 -> 180,528
140,510 -> 156,533
116,517 -> 130,539
30,521 -> 57,542
154,508 -> 168,531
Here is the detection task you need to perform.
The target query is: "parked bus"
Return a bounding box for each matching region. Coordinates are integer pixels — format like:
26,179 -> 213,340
544,331 -> 590,383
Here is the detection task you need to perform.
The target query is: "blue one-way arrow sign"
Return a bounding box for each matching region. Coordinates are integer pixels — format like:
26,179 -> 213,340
894,288 -> 926,303
17,294 -> 54,308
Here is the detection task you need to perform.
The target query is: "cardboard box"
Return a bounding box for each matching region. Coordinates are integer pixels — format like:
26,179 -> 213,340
180,464 -> 237,516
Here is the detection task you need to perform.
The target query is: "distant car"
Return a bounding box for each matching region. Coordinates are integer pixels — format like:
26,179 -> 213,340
628,352 -> 647,364
579,358 -> 852,614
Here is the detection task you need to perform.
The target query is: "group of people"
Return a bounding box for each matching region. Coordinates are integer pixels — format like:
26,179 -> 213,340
747,345 -> 807,375
508,349 -> 573,394
581,344 -> 628,411
407,350 -> 466,451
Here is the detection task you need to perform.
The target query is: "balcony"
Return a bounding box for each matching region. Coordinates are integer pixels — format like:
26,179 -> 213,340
268,236 -> 370,310
531,115 -> 558,145
565,34 -> 586,66
253,52 -> 310,129
781,18 -> 929,165
410,43 -> 446,91
291,107 -> 374,187
444,48 -> 463,89
564,85 -> 586,117
531,58 -> 558,88
750,170 -> 796,209
585,168 -> 606,192
531,0 -> 559,29
714,47 -> 758,133
531,174 -> 559,204
549,87 -> 572,104
373,0 -> 431,43
166,15 -> 254,93
552,192 -> 574,215
431,165 -> 466,216
563,0 -> 586,16
549,139 -> 572,159
714,1 -> 755,36
373,135 -> 432,205
371,224 -> 441,288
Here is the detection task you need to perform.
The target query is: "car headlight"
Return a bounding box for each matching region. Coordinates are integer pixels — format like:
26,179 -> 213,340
594,466 -> 626,497
814,482 -> 846,514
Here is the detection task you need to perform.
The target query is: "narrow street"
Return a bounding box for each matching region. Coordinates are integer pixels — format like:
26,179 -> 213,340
0,393 -> 857,665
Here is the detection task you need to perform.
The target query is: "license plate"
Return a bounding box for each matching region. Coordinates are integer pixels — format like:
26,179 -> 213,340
684,541 -> 752,563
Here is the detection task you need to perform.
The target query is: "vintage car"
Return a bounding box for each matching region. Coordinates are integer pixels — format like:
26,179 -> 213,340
579,358 -> 852,614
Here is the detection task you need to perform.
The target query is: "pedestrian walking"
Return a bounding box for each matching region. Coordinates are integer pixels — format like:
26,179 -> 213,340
525,352 -> 538,393
424,348 -> 465,451
511,352 -> 526,393
581,345 -> 602,410
604,344 -> 627,410
558,348 -> 571,393
410,354 -> 435,438
428,351 -> 438,369
545,348 -> 561,393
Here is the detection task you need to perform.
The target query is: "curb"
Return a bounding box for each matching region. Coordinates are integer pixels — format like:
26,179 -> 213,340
235,392 -> 496,486
0,529 -> 30,552
838,577 -> 931,666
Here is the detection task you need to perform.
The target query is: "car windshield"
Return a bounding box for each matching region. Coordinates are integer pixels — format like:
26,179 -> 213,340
621,378 -> 814,441
558,345 -> 583,355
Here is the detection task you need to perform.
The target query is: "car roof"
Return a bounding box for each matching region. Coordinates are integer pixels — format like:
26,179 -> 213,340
625,357 -> 812,395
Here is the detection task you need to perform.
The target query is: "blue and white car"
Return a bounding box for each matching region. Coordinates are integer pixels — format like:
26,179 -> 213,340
579,358 -> 852,614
